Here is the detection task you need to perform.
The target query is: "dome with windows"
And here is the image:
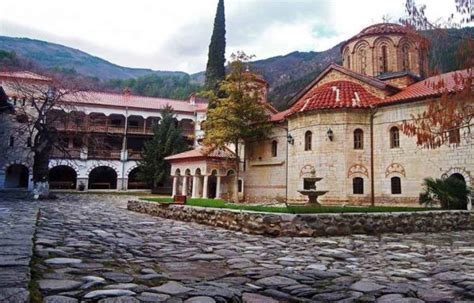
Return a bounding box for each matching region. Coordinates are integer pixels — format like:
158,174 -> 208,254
340,23 -> 429,83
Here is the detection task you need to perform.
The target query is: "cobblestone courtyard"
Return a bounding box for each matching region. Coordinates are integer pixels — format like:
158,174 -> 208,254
1,194 -> 474,302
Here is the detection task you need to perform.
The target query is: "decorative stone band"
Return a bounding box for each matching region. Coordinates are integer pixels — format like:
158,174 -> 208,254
128,200 -> 473,237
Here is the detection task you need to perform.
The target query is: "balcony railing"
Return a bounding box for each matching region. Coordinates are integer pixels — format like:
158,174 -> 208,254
51,148 -> 81,159
88,150 -> 122,160
50,121 -> 159,136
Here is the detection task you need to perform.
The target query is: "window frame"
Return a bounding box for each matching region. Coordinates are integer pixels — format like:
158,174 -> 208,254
353,177 -> 364,194
271,140 -> 278,157
390,127 -> 400,148
353,128 -> 364,150
391,176 -> 402,194
304,131 -> 312,151
448,128 -> 461,144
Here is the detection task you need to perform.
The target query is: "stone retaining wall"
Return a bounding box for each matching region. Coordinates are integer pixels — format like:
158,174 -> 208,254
128,200 -> 473,237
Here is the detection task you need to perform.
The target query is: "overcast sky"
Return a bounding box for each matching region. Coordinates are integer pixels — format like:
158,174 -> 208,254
0,0 -> 460,73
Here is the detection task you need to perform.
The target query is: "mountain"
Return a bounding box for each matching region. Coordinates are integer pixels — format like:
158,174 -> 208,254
1,27 -> 472,109
0,36 -> 186,80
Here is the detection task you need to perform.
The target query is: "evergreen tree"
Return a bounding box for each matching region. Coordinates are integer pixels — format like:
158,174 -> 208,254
137,106 -> 188,189
204,0 -> 226,92
204,51 -> 272,202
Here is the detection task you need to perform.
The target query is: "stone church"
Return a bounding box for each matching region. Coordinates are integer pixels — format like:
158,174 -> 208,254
169,23 -> 473,206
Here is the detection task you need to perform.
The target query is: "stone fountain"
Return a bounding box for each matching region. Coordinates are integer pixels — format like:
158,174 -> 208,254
298,177 -> 328,206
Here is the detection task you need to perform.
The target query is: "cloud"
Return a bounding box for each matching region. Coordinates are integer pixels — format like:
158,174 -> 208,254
0,0 -> 464,74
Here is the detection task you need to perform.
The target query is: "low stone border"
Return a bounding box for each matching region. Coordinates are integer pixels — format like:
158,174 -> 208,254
128,200 -> 473,237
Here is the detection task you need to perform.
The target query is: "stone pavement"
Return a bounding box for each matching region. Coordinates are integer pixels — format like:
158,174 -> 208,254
0,192 -> 39,302
1,193 -> 474,302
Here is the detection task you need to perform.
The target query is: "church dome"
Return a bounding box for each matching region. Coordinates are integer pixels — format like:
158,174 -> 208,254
340,23 -> 429,79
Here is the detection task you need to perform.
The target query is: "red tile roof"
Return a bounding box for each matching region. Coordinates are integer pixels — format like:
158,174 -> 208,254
270,109 -> 291,122
165,146 -> 236,161
381,69 -> 472,104
66,91 -> 207,113
0,71 -> 52,82
288,64 -> 399,106
288,81 -> 381,115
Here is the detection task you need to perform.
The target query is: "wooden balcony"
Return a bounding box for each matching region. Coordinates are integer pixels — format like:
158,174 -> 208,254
51,148 -> 81,159
88,150 -> 122,160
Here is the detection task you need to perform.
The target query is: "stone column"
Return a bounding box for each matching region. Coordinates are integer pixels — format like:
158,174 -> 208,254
202,175 -> 209,199
215,175 -> 221,199
171,176 -> 178,197
182,176 -> 188,196
191,176 -> 199,198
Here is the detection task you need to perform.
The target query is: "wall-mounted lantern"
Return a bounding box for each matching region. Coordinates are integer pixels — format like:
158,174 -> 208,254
327,128 -> 334,141
287,134 -> 294,145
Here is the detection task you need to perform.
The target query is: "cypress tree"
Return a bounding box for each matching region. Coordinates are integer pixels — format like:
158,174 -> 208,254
204,0 -> 226,91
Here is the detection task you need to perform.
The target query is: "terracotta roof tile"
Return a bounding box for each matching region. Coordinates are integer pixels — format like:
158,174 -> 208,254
66,91 -> 207,113
165,146 -> 236,161
0,71 -> 52,82
288,81 -> 380,115
381,69 -> 472,104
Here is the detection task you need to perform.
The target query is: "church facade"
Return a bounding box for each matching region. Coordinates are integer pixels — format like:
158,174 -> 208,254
242,23 -> 472,205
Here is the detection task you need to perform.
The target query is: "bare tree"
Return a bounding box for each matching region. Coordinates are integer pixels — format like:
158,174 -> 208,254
5,72 -> 91,198
399,0 -> 473,148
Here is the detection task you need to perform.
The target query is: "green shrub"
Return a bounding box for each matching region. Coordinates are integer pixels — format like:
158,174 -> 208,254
419,177 -> 471,209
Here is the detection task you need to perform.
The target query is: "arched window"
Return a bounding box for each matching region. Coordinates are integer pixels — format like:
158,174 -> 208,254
402,44 -> 410,71
304,131 -> 312,151
271,140 -> 278,157
391,177 -> 401,194
419,49 -> 425,77
380,45 -> 388,74
390,127 -> 400,148
353,177 -> 364,194
347,54 -> 351,69
358,48 -> 367,75
353,129 -> 364,149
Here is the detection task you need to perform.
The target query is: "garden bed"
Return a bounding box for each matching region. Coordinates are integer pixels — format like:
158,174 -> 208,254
141,197 -> 435,214
129,199 -> 472,237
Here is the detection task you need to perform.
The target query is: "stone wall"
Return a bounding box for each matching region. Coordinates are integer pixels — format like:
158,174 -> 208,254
128,200 -> 473,237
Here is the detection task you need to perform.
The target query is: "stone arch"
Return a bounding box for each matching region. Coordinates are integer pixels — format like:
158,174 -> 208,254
441,167 -> 472,186
193,167 -> 203,175
385,163 -> 406,178
88,166 -> 118,189
347,164 -> 369,178
3,160 -> 30,171
353,40 -> 371,75
48,162 -> 79,175
342,46 -> 351,69
174,168 -> 181,176
373,36 -> 396,75
126,165 -> 138,177
300,164 -> 316,178
226,169 -> 236,176
86,163 -> 119,176
49,165 -> 77,189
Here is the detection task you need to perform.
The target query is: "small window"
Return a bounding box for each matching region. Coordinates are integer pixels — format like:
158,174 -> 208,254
9,136 -> 14,147
21,98 -> 26,106
26,137 -> 32,147
238,179 -> 243,193
390,127 -> 400,148
391,177 -> 402,194
354,129 -> 363,149
449,128 -> 460,144
271,140 -> 278,157
380,45 -> 388,74
402,44 -> 410,71
304,131 -> 312,151
353,177 -> 364,194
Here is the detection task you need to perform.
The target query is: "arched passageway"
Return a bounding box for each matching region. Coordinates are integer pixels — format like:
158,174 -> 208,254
4,164 -> 29,188
448,173 -> 466,184
88,166 -> 117,189
49,166 -> 77,189
208,170 -> 218,199
128,167 -> 150,189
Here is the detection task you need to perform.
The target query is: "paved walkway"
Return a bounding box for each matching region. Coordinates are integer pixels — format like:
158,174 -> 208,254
1,194 -> 474,302
0,192 -> 38,302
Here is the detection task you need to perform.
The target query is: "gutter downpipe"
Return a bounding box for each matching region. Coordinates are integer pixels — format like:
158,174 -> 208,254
370,106 -> 376,207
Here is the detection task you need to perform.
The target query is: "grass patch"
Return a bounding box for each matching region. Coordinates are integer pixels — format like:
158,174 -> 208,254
141,197 -> 435,213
